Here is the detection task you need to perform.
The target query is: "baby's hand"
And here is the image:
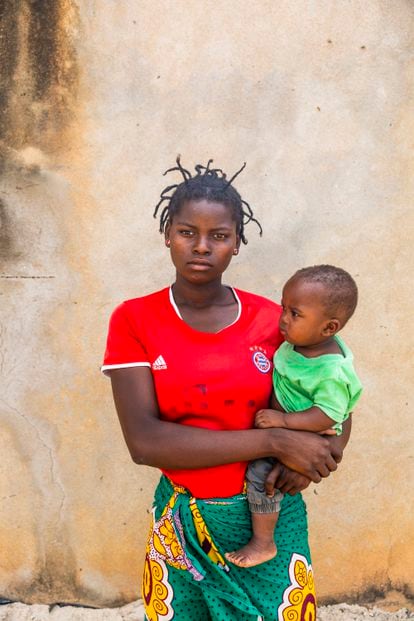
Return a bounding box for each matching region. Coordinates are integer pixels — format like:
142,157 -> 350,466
255,409 -> 286,429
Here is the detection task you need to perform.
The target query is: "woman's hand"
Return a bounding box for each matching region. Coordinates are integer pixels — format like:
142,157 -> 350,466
265,462 -> 311,496
266,416 -> 353,490
268,428 -> 338,483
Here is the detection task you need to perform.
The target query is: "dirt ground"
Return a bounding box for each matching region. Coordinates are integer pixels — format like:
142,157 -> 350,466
0,593 -> 413,621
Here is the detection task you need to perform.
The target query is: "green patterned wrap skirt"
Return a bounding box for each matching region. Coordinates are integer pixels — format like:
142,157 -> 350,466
142,475 -> 316,621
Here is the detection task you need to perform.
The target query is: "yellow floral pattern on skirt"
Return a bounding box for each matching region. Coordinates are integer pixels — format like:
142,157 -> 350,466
278,553 -> 316,621
189,496 -> 228,570
142,556 -> 173,621
142,482 -> 228,621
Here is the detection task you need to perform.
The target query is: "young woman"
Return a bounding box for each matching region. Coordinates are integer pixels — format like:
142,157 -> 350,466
102,158 -> 350,621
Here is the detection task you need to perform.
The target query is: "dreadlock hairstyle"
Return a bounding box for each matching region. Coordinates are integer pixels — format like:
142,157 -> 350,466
291,264 -> 358,325
153,156 -> 263,244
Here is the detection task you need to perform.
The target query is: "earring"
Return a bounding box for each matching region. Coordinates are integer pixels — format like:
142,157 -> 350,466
166,240 -> 171,247
233,248 -> 239,255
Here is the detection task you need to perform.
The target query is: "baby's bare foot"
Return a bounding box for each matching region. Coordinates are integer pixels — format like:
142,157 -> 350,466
225,540 -> 277,568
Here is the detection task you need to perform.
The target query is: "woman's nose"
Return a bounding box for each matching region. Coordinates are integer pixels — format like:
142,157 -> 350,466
193,235 -> 211,254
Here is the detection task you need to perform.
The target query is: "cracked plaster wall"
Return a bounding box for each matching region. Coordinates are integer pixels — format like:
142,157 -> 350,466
0,0 -> 413,607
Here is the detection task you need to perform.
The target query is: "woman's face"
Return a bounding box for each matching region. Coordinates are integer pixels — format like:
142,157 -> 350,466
165,199 -> 240,285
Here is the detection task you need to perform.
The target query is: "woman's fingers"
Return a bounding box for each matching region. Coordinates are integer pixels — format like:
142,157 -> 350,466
265,462 -> 312,495
265,462 -> 283,496
269,429 -> 342,483
316,453 -> 338,478
310,471 -> 322,483
266,463 -> 293,495
326,454 -> 338,473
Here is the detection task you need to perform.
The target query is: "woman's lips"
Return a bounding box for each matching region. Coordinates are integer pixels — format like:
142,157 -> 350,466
187,260 -> 213,270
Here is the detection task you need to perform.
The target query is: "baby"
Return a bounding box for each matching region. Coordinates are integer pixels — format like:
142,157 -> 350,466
226,264 -> 362,568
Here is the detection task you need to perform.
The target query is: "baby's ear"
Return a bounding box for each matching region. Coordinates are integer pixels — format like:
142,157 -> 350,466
323,319 -> 341,336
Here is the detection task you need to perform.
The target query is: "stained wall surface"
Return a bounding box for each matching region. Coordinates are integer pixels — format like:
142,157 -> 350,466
0,0 -> 413,606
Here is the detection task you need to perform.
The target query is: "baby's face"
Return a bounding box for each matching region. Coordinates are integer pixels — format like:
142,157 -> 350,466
279,277 -> 331,347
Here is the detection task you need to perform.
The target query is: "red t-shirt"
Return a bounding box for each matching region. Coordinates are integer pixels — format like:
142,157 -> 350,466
103,286 -> 283,498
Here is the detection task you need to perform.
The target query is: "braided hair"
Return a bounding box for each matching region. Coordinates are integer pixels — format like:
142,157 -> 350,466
153,156 -> 262,244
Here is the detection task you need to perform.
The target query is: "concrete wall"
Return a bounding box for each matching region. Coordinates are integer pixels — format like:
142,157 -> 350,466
1,0 -> 413,607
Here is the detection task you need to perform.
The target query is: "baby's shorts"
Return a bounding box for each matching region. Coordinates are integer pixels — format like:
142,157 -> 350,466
246,458 -> 284,513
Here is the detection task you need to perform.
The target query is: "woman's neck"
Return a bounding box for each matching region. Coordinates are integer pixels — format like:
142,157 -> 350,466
171,277 -> 238,333
172,278 -> 230,309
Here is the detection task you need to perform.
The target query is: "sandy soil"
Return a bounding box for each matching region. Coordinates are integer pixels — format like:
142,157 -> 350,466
0,598 -> 413,621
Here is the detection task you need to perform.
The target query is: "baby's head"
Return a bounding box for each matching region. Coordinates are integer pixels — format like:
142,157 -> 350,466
279,264 -> 358,347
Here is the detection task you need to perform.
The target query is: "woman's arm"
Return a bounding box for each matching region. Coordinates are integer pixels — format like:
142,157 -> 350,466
109,367 -> 339,483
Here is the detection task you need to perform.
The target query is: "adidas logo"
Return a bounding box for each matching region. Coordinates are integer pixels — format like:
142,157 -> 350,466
152,355 -> 167,370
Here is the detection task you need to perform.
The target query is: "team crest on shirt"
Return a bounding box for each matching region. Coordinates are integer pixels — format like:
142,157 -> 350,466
250,346 -> 271,373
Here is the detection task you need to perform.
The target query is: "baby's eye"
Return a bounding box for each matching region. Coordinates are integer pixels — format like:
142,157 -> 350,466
291,310 -> 299,318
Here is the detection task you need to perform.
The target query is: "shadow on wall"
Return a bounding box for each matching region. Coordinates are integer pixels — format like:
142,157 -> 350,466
0,198 -> 20,265
0,0 -> 79,175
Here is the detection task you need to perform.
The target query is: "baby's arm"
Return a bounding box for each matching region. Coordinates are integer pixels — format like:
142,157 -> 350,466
258,376 -> 352,434
255,406 -> 334,434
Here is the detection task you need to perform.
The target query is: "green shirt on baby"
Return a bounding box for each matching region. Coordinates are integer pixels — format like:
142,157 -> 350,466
273,335 -> 362,434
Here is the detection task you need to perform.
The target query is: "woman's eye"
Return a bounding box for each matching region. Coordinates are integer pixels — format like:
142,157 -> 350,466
180,230 -> 194,236
213,233 -> 227,240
